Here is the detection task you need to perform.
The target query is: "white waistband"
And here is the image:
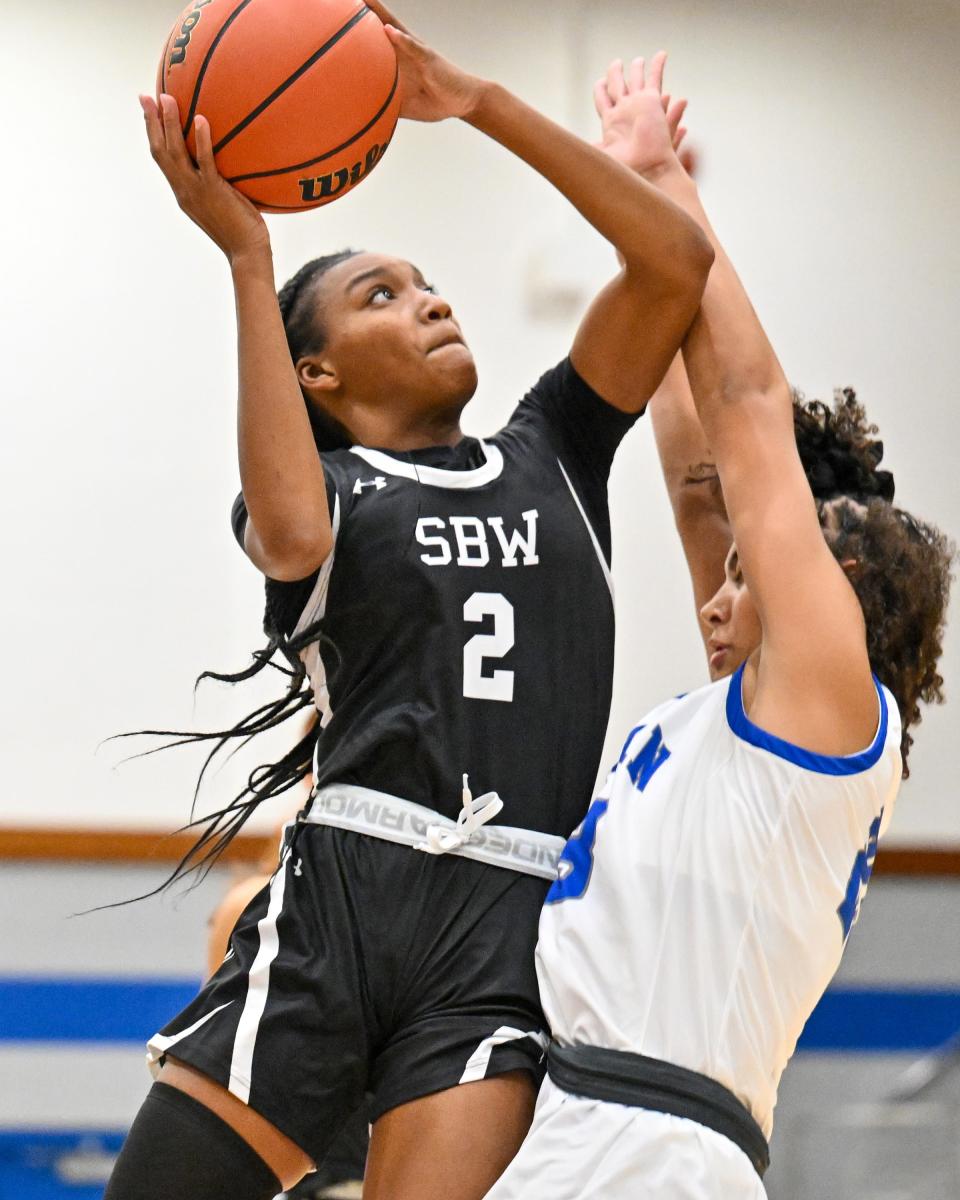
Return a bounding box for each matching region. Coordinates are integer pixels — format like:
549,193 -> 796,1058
303,784 -> 564,881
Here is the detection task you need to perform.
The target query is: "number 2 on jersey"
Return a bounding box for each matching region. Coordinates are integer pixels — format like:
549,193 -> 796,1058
463,592 -> 514,702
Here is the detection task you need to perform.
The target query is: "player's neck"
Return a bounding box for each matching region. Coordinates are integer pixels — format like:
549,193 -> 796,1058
739,649 -> 762,715
354,405 -> 466,452
384,418 -> 465,451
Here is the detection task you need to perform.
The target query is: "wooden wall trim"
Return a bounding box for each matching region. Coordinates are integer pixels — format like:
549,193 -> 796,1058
874,847 -> 960,877
1,827 -> 959,876
0,827 -> 273,866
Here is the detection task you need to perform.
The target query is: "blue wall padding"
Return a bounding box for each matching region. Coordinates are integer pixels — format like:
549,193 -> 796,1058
1,977 -> 959,1052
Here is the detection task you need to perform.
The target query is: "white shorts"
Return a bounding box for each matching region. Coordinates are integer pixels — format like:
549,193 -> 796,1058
485,1077 -> 767,1200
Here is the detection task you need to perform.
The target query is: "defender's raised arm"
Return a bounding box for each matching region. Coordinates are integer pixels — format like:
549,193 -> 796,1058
600,68 -> 877,754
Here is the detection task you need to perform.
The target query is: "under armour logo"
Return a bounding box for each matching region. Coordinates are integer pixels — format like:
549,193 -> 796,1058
353,476 -> 387,495
293,858 -> 303,877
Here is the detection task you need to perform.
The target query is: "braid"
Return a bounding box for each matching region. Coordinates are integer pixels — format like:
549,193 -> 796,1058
279,250 -> 360,455
111,610 -> 342,900
112,251 -> 364,898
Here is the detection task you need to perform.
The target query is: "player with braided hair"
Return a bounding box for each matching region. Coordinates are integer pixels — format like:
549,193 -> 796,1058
483,62 -> 953,1199
107,6 -> 713,1199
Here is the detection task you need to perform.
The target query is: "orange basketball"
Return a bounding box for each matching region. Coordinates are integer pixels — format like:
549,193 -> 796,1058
156,0 -> 400,213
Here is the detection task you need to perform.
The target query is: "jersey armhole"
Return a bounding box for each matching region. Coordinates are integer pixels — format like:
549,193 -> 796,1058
724,664 -> 889,776
556,457 -> 614,598
291,493 -> 341,637
878,747 -> 903,838
231,460 -> 340,555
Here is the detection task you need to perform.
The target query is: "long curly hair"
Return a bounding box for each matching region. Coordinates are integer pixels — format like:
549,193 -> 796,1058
793,387 -> 953,776
821,495 -> 953,777
793,386 -> 895,505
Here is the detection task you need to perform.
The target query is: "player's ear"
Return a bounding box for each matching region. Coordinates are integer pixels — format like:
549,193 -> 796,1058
298,354 -> 340,394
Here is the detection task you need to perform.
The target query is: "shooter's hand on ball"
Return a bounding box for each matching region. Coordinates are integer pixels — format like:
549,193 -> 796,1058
594,53 -> 688,180
139,93 -> 269,265
365,0 -> 483,121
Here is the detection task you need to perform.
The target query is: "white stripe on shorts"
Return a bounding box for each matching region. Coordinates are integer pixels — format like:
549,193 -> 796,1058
146,1001 -> 235,1075
228,851 -> 290,1103
459,1025 -> 548,1085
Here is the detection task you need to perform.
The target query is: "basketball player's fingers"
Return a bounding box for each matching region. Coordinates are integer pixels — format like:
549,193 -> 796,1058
364,0 -> 412,36
606,59 -> 627,102
628,56 -> 646,93
674,125 -> 688,152
661,92 -> 671,113
158,93 -> 193,172
666,97 -> 688,139
193,115 -> 218,181
647,50 -> 668,94
139,95 -> 166,163
383,21 -> 432,78
593,77 -> 613,116
383,23 -> 425,54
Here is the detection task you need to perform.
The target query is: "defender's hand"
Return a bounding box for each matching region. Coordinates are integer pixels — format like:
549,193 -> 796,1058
594,53 -> 687,178
140,93 -> 270,264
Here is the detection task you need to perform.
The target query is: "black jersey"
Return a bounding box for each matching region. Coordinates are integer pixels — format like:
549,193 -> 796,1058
232,358 -> 639,838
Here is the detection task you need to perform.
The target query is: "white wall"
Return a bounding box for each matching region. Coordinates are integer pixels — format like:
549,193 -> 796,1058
1,0 -> 957,841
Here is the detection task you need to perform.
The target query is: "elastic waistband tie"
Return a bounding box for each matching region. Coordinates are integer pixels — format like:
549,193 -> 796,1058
414,774 -> 504,856
302,783 -> 563,880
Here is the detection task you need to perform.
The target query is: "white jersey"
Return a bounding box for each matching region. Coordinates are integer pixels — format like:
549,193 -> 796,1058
537,664 -> 902,1138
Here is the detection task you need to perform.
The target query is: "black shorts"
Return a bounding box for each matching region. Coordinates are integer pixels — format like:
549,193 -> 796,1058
149,824 -> 550,1164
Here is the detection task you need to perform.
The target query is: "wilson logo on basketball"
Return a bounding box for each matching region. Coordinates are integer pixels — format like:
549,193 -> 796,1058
298,141 -> 391,204
157,0 -> 400,211
168,0 -> 213,68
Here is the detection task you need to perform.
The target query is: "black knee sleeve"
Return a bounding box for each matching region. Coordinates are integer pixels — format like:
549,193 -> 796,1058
104,1082 -> 282,1200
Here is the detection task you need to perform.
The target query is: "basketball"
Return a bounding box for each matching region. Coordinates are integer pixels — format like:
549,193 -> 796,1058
156,0 -> 400,212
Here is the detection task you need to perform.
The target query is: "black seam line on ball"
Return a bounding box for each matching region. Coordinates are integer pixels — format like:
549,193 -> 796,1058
244,149 -> 387,209
161,6 -> 181,95
181,0 -> 258,141
227,62 -> 398,183
212,5 -> 372,157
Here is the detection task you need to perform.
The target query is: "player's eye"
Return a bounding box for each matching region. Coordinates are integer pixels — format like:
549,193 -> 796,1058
368,285 -> 395,304
421,282 -> 437,295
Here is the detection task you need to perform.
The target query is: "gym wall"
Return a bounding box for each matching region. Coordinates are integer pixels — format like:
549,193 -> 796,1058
1,3 -> 958,1193
1,0 -> 957,843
